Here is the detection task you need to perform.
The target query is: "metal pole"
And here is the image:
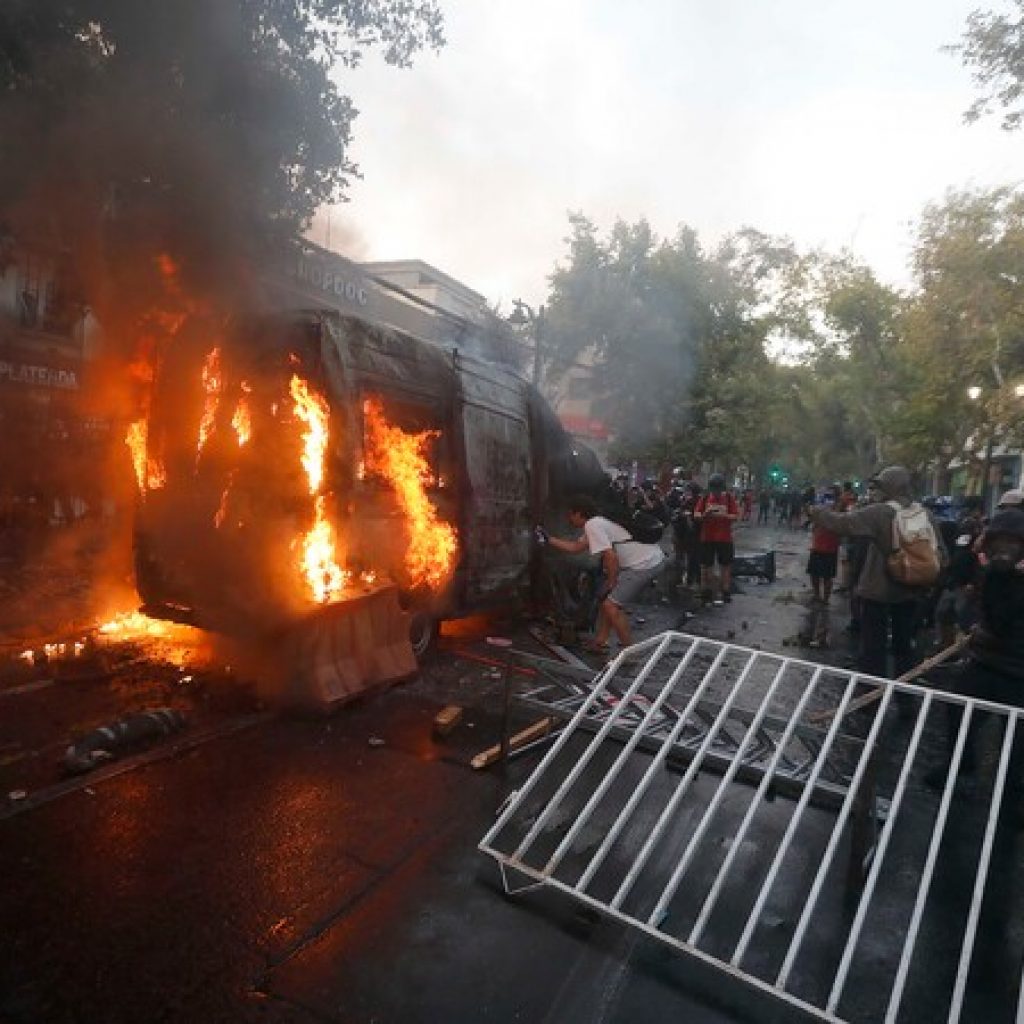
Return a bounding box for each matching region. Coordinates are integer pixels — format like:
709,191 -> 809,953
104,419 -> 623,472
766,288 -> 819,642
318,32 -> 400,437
486,637 -> 515,764
532,305 -> 544,389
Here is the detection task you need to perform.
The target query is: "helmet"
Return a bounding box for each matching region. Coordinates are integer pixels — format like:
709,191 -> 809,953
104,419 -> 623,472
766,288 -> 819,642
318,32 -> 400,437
708,473 -> 726,490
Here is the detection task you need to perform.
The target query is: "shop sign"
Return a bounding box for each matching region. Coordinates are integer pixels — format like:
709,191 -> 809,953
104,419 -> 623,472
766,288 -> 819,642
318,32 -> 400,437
286,253 -> 370,307
0,359 -> 79,390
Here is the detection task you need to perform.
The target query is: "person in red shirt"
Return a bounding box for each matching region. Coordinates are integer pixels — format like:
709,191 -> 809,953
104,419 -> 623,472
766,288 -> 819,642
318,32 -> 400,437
836,480 -> 857,593
694,473 -> 738,605
808,486 -> 842,604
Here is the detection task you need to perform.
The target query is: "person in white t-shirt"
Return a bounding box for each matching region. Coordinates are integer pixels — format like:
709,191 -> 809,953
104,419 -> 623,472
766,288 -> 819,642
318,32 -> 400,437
546,494 -> 665,653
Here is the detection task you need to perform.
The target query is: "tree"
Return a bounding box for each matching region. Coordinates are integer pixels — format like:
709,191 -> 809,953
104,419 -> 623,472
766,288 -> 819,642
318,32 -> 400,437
815,256 -> 909,469
901,186 -> 1024,488
950,1 -> 1024,129
544,216 -> 778,475
545,216 -> 702,456
0,1 -> 445,327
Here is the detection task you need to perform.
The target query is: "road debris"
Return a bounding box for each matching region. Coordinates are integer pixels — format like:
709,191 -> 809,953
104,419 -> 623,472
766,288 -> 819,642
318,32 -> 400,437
471,717 -> 553,770
433,705 -> 463,736
63,708 -> 187,775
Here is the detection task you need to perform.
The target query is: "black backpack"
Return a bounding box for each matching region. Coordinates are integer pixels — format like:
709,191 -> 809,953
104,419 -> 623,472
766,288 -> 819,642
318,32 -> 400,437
623,508 -> 666,545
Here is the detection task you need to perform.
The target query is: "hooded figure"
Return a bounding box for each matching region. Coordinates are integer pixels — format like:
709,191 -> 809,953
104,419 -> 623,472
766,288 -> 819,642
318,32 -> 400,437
809,466 -> 922,605
970,508 -> 1024,681
924,507 -> 1024,787
809,464 -> 945,678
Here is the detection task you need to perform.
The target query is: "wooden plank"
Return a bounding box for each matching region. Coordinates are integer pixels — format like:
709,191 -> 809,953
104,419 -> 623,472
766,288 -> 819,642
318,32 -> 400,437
807,635 -> 970,725
471,717 -> 553,770
433,705 -> 463,736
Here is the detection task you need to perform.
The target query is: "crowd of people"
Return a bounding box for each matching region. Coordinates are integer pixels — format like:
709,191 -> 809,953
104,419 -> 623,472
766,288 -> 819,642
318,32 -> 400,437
540,465 -> 1024,772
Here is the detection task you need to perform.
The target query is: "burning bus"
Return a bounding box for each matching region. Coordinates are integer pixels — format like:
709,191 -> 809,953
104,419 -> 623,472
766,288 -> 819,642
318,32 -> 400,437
128,310 -> 605,665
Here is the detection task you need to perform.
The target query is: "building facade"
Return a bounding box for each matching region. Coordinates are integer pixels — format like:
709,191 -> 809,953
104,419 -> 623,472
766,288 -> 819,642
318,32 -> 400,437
0,241 -> 106,527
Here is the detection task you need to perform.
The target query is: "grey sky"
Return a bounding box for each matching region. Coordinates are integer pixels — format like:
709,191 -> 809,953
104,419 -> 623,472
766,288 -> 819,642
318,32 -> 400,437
321,0 -> 1021,309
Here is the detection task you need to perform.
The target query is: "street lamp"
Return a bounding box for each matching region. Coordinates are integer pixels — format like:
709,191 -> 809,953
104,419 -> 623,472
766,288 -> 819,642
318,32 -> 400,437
508,299 -> 545,389
965,378 -> 1024,511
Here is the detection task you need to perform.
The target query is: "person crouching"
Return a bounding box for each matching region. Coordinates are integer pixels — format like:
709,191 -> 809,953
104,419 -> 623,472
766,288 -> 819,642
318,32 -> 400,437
546,494 -> 665,655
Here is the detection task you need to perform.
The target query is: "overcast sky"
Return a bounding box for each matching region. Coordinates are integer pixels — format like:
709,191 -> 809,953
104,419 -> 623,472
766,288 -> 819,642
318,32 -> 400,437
319,0 -> 1022,310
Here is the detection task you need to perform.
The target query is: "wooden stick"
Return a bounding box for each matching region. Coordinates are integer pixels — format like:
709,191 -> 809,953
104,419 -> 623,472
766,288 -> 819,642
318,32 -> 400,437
448,648 -> 537,677
433,705 -> 463,736
471,717 -> 553,770
808,634 -> 971,726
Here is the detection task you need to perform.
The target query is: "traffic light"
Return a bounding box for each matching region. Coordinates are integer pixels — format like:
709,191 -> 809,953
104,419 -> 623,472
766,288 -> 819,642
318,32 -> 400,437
769,465 -> 781,482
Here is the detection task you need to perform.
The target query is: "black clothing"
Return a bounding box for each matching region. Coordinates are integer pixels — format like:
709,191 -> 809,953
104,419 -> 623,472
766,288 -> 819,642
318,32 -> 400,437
807,550 -> 838,579
924,555 -> 1024,782
699,540 -> 735,567
860,598 -> 918,679
969,565 -> 1024,680
665,485 -> 701,586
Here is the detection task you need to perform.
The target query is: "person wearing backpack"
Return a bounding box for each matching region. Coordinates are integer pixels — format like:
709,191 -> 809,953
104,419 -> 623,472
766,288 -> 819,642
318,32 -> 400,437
807,465 -> 946,679
543,494 -> 665,654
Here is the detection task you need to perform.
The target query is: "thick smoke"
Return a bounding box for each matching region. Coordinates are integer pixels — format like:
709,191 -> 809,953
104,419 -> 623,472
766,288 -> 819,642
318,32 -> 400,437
0,1 -> 443,638
2,4 -> 351,334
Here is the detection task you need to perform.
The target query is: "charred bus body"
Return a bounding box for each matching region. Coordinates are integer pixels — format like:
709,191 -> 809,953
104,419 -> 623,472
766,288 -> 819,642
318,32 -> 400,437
133,311 -> 605,651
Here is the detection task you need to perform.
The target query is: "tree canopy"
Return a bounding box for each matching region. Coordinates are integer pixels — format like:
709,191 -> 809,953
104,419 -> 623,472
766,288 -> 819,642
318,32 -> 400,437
0,0 -> 445,319
950,0 -> 1024,129
544,216 -> 782,471
541,184 -> 1024,488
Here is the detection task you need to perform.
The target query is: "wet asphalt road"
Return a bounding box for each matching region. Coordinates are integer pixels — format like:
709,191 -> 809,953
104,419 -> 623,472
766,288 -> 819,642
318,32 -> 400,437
1,523 -> 1013,1023
0,682 -> 751,1024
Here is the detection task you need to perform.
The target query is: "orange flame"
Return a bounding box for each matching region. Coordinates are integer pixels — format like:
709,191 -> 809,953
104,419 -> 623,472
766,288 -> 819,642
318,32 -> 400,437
290,374 -> 347,603
126,419 -> 148,492
214,486 -> 230,529
197,347 -> 222,460
363,398 -> 458,590
301,496 -> 349,603
231,396 -> 251,447
98,609 -> 207,668
147,455 -> 167,491
290,375 -> 328,494
126,418 -> 166,494
156,253 -> 179,283
99,610 -> 175,638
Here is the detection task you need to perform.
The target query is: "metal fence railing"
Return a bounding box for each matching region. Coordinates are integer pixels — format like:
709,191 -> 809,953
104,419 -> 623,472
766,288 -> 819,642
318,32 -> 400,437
479,632 -> 1024,1024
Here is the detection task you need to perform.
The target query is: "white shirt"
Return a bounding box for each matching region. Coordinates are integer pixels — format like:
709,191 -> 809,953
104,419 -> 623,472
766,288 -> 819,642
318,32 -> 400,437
583,516 -> 664,571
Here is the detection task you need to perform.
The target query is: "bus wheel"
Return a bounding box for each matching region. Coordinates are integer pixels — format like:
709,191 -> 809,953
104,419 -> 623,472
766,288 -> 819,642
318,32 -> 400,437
408,611 -> 438,661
